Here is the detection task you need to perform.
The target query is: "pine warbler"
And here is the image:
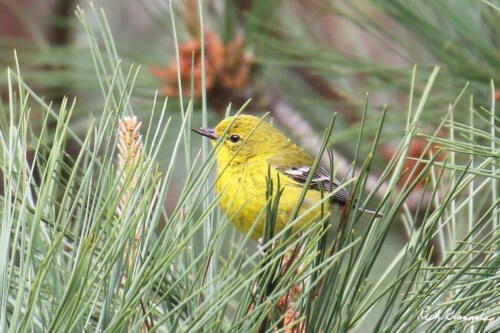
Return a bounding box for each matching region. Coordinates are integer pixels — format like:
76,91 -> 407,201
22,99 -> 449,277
193,115 -> 351,241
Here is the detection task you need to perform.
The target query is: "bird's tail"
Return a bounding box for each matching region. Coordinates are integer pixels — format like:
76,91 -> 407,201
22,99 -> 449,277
359,207 -> 384,218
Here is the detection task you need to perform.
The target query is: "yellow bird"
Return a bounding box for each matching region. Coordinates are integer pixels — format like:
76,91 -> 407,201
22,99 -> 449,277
193,115 -> 352,241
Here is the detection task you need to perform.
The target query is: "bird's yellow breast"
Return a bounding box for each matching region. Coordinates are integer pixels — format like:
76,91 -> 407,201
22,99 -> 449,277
216,160 -> 328,240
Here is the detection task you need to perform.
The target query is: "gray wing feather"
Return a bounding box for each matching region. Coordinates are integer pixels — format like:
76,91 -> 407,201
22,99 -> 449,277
282,166 -> 349,205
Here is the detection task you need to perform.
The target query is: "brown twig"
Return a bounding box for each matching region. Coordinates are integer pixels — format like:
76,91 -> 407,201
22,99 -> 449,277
280,237 -> 301,278
139,299 -> 151,331
292,67 -> 360,125
197,248 -> 214,306
48,0 -> 76,45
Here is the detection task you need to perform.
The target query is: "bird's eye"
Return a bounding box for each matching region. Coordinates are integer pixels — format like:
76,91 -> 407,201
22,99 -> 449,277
229,134 -> 240,143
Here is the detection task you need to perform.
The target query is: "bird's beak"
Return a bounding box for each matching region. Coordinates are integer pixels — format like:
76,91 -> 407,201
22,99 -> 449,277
192,127 -> 219,140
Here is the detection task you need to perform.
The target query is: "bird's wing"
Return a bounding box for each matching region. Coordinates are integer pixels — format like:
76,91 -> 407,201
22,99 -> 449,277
268,149 -> 350,205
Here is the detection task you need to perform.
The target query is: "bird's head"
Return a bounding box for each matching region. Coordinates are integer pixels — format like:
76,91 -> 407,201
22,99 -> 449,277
192,115 -> 289,164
